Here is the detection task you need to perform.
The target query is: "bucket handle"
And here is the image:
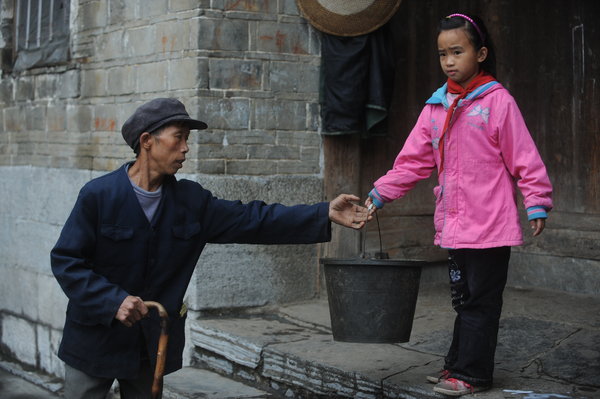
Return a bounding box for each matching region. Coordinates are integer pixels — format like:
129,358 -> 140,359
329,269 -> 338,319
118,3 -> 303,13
361,209 -> 387,259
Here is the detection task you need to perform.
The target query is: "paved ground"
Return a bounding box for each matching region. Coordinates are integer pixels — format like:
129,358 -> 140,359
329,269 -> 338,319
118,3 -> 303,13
0,366 -> 61,398
1,281 -> 599,398
188,283 -> 600,398
0,360 -> 271,398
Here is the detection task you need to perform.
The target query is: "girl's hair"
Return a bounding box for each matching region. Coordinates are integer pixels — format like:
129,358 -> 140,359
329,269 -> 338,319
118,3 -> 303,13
438,14 -> 497,77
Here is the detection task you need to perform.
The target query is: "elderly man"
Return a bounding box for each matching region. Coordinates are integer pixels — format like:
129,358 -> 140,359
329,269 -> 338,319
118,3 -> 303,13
51,98 -> 369,398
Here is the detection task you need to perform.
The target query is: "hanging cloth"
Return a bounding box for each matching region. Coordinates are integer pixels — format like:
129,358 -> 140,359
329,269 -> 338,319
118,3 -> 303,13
320,25 -> 395,137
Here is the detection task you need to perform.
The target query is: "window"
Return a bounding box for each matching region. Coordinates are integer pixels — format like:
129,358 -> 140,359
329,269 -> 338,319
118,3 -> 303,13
13,0 -> 70,71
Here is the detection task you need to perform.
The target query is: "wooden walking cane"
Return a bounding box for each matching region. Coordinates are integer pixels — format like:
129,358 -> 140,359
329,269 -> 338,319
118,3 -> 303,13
143,301 -> 169,399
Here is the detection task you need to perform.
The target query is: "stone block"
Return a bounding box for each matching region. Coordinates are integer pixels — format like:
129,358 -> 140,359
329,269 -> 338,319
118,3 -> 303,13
276,160 -> 320,175
200,98 -> 250,130
215,0 -> 277,13
80,0 -> 107,29
1,314 -> 37,366
197,143 -> 246,160
184,174 -> 323,205
156,18 -> 192,52
225,159 -> 278,175
169,57 -> 200,90
107,0 -> 138,25
37,273 -> 68,329
12,219 -> 60,272
67,104 -> 93,132
0,266 -> 38,318
189,321 -> 263,368
185,159 -> 225,174
247,144 -> 299,160
57,69 -> 81,99
124,26 -> 156,57
209,59 -> 263,90
308,101 -> 319,130
99,29 -> 127,61
281,0 -> 300,15
81,69 -> 107,97
169,0 -> 205,12
189,242 -> 318,308
3,106 -> 24,132
253,99 -> 306,130
46,104 -> 66,132
140,0 -> 168,19
136,62 -> 168,93
15,77 -> 34,101
107,65 -> 135,95
269,61 -> 319,93
509,252 -> 600,295
34,74 -> 58,99
93,104 -> 120,133
198,18 -> 249,51
163,367 -> 268,398
255,21 -> 310,55
25,105 -> 46,131
276,131 -> 320,147
225,130 -> 276,145
0,78 -> 13,102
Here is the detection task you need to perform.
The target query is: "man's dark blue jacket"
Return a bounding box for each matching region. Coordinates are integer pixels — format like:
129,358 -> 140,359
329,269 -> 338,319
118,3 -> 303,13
51,163 -> 331,379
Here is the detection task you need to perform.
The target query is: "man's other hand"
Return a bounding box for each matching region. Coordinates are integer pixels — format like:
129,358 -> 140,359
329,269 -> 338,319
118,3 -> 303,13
329,194 -> 371,230
116,296 -> 148,327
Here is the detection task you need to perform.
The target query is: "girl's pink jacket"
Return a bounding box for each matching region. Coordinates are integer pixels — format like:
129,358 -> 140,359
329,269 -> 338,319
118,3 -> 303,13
370,82 -> 553,249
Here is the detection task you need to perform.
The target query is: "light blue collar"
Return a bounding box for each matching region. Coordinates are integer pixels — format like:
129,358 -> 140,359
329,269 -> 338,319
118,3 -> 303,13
425,81 -> 499,108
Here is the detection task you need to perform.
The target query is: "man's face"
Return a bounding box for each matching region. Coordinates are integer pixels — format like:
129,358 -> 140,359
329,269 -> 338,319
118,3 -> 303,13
149,124 -> 190,175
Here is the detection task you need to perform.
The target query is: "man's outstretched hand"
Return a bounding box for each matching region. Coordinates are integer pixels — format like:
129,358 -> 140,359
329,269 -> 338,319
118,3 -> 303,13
329,194 -> 371,229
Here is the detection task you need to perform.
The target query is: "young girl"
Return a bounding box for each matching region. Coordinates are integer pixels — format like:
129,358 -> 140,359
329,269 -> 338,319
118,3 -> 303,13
366,14 -> 553,396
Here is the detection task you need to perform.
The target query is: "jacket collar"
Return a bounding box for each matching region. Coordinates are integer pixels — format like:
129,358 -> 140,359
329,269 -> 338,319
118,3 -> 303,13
425,81 -> 500,107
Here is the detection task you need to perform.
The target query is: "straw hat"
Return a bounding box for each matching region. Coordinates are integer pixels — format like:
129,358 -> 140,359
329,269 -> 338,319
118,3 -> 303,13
296,0 -> 402,37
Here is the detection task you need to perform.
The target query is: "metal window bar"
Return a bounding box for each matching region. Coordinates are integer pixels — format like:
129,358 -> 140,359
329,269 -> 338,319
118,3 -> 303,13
49,0 -> 54,41
36,0 -> 42,47
25,0 -> 31,49
13,0 -> 69,70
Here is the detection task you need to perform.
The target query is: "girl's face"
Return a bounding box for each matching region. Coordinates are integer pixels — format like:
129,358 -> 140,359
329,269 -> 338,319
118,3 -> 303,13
437,28 -> 488,88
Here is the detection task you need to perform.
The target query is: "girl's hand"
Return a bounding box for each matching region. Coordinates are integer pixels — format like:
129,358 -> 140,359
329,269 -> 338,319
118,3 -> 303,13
364,197 -> 377,214
530,218 -> 546,237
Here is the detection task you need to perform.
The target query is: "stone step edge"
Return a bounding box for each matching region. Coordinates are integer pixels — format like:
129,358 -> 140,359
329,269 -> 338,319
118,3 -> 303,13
188,319 -> 439,399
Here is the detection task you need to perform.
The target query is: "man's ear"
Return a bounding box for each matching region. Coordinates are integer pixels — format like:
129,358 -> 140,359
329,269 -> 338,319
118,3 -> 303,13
477,46 -> 488,63
139,132 -> 152,151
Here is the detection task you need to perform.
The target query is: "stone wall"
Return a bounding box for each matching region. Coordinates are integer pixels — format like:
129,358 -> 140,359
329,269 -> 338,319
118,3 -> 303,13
0,0 -> 325,378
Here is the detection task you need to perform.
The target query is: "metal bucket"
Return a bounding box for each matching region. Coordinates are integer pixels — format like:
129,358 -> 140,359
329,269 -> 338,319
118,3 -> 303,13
321,257 -> 423,343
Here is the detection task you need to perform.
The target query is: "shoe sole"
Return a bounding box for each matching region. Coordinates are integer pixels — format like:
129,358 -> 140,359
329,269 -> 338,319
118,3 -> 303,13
433,386 -> 470,396
433,386 -> 489,396
426,376 -> 441,384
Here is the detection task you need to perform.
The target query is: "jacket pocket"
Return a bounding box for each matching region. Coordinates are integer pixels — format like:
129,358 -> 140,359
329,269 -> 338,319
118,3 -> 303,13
433,185 -> 444,233
172,222 -> 202,240
100,224 -> 134,241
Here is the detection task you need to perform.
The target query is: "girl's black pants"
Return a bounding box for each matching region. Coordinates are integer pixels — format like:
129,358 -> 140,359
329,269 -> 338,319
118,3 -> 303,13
444,246 -> 511,387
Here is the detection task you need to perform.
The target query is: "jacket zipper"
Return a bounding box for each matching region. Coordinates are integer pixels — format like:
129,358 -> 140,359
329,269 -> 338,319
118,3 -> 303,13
440,102 -> 461,249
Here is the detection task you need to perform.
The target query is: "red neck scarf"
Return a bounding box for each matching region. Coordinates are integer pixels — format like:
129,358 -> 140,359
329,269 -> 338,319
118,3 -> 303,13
439,70 -> 496,172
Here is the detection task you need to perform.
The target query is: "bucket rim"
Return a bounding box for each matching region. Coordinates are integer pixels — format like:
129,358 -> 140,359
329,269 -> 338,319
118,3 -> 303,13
320,257 -> 427,267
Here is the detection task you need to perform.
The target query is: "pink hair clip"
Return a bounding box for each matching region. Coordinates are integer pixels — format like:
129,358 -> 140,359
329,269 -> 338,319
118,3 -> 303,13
447,13 -> 484,42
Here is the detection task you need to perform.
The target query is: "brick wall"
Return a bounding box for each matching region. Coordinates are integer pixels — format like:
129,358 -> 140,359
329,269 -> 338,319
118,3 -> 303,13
0,0 -> 322,175
0,0 -> 327,377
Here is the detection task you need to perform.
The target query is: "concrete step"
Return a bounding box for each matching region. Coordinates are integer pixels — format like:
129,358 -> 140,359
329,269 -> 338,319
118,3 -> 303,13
188,284 -> 600,399
0,358 -> 272,398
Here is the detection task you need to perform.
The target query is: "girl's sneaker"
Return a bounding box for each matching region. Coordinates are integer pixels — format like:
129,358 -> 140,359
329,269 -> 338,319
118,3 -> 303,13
433,378 -> 490,396
426,369 -> 450,383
